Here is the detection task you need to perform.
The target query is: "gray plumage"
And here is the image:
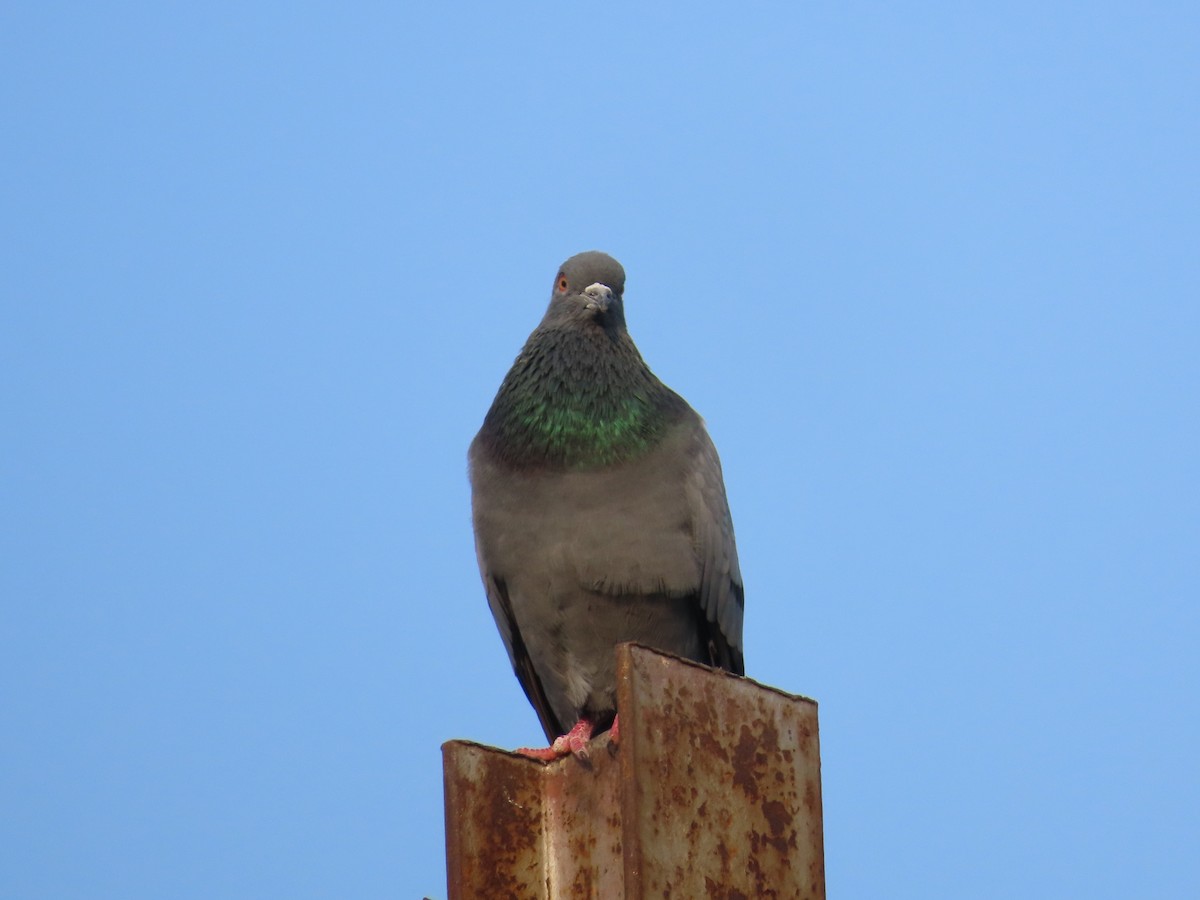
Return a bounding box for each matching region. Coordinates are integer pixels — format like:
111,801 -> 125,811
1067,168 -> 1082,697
469,251 -> 744,743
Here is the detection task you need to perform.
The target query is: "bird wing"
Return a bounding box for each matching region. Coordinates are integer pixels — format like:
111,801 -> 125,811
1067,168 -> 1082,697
688,423 -> 746,675
479,571 -> 565,741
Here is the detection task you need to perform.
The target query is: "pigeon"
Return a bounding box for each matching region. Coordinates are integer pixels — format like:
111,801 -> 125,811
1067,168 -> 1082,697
468,251 -> 744,760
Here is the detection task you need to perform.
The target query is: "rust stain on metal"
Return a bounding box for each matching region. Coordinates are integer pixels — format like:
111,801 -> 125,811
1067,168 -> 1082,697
443,741 -> 546,899
443,644 -> 824,899
541,737 -> 624,897
618,644 -> 823,900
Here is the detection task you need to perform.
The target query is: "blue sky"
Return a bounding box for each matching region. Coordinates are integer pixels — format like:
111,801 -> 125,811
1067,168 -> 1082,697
3,2 -> 1197,897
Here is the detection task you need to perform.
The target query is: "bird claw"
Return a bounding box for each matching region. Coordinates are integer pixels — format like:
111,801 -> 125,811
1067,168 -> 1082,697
515,744 -> 566,761
516,719 -> 596,762
556,719 -> 595,758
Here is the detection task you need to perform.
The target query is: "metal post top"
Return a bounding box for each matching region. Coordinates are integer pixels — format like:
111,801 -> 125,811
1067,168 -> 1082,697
442,643 -> 825,899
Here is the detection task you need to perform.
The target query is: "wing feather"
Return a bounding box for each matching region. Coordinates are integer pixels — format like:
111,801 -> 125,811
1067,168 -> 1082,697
481,573 -> 565,741
688,423 -> 745,675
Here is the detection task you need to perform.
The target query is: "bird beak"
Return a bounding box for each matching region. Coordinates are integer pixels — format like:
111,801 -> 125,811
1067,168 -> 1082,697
583,283 -> 613,313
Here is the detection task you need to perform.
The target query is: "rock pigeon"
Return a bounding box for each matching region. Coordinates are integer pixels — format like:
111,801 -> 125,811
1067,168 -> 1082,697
468,251 -> 744,760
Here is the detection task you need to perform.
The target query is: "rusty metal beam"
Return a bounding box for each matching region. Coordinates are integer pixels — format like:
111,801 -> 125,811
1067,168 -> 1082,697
443,643 -> 824,899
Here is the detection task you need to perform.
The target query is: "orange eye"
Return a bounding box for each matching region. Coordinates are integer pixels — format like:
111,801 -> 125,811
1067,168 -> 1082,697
556,275 -> 568,293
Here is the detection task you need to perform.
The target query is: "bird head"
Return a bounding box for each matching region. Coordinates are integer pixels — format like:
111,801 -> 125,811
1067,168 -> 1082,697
542,251 -> 627,331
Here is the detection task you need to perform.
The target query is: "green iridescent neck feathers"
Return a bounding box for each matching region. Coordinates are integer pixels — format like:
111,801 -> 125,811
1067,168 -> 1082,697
479,325 -> 686,469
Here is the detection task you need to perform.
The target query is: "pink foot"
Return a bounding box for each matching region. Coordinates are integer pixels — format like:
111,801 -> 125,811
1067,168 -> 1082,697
608,714 -> 620,746
515,744 -> 565,761
516,718 -> 596,761
552,718 -> 596,758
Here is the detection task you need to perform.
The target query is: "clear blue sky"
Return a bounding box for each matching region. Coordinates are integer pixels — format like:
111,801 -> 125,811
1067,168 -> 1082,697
3,3 -> 1197,897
